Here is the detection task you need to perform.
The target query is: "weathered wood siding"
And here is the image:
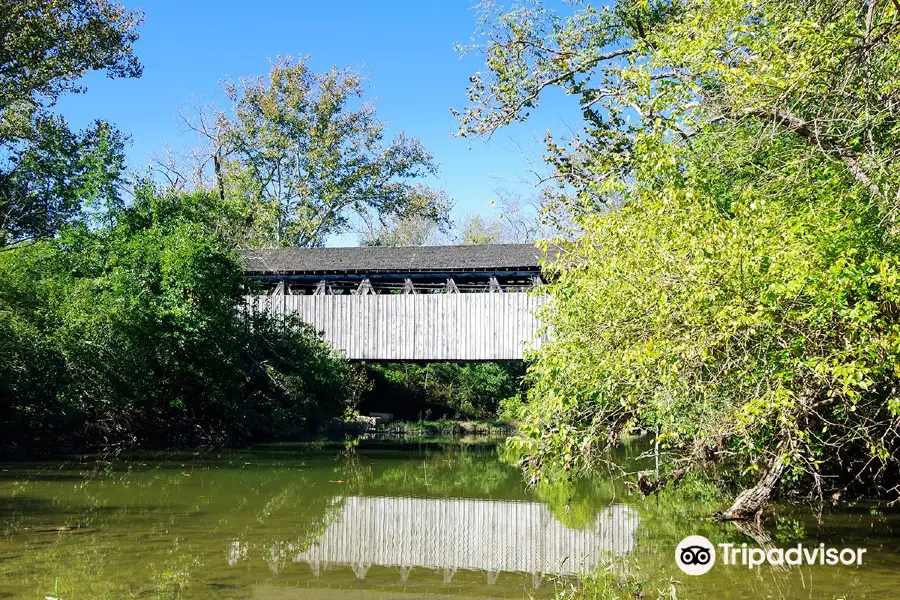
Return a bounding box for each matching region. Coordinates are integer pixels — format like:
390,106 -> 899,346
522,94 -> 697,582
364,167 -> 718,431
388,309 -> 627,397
246,292 -> 545,360
289,497 -> 638,577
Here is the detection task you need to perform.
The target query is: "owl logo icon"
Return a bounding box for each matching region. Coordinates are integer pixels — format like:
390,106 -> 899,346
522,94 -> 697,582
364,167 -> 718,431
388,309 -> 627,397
675,535 -> 716,575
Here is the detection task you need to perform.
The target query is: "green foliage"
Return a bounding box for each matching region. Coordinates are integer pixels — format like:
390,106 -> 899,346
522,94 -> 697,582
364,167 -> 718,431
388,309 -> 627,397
1,118 -> 129,246
0,187 -> 359,447
518,133 -> 900,492
361,362 -> 525,420
460,0 -> 900,503
359,184 -> 453,247
0,0 -> 142,248
0,0 -> 142,111
208,56 -> 443,248
459,213 -> 504,244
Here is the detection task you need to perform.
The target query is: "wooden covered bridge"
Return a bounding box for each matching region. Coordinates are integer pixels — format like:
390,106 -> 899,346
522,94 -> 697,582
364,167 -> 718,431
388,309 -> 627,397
228,496 -> 640,584
291,496 -> 639,581
240,244 -> 548,361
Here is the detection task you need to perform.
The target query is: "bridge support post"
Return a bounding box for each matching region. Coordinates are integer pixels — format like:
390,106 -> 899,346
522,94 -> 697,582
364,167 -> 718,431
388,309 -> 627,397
352,561 -> 371,580
353,278 -> 374,295
445,278 -> 459,294
270,281 -> 287,316
403,278 -> 417,294
313,280 -> 332,296
488,276 -> 503,293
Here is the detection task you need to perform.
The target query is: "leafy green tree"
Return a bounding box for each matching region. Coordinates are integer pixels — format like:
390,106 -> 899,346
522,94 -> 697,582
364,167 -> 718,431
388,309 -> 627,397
1,118 -> 129,246
459,0 -> 900,516
0,0 -> 142,247
169,56 -> 444,248
0,0 -> 142,111
0,185 -> 361,446
361,362 -> 524,419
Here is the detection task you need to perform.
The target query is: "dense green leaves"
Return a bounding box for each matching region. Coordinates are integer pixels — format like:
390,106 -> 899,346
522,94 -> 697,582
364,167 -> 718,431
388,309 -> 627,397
0,189 -> 361,447
0,4 -> 378,448
0,0 -> 142,112
362,362 -> 525,419
0,0 -> 142,248
461,0 -> 900,507
177,56 -> 447,248
1,118 -> 128,246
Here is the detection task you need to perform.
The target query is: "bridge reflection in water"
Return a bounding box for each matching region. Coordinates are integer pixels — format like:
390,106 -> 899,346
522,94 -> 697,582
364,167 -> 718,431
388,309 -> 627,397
290,496 -> 639,583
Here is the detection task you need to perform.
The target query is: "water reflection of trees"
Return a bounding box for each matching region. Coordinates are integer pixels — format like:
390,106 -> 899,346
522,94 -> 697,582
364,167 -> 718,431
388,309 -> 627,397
4,442 -> 545,598
0,448 -> 348,599
337,439 -> 526,499
1,442 -> 888,599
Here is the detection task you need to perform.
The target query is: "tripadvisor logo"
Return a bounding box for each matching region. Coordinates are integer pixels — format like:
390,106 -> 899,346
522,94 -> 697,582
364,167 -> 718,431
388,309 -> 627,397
675,535 -> 867,575
676,535 -> 716,575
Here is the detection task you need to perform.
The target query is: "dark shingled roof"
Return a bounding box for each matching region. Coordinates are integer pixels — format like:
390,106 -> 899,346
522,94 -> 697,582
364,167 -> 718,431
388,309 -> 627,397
239,244 -> 546,274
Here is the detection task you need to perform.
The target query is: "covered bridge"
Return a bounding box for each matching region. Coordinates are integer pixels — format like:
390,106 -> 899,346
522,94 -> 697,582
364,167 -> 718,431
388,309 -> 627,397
240,244 -> 549,361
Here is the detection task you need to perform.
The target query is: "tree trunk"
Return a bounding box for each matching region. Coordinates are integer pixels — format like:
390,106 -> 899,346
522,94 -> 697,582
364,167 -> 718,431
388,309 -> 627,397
637,464 -> 691,496
721,451 -> 787,520
730,519 -> 789,573
213,151 -> 225,202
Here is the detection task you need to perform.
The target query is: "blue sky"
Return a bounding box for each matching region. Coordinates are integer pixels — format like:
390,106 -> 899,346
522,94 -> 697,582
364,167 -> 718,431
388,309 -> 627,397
55,0 -> 583,244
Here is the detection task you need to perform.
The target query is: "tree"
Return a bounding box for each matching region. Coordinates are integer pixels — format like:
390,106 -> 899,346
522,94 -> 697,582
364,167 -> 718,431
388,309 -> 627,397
491,187 -> 570,243
151,100 -> 231,197
0,0 -> 142,112
0,184 -> 362,446
0,0 -> 143,248
446,189 -> 566,246
459,0 -> 900,516
457,214 -> 503,245
358,184 -> 453,247
166,56 -> 445,248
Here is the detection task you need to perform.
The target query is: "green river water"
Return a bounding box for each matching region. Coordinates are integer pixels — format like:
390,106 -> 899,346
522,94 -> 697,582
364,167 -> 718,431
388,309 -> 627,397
1,437 -> 898,599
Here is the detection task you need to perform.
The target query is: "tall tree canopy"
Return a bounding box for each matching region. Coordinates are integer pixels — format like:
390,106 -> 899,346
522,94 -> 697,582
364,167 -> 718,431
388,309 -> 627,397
0,0 -> 142,248
164,57 -> 446,248
0,0 -> 142,113
460,0 -> 900,515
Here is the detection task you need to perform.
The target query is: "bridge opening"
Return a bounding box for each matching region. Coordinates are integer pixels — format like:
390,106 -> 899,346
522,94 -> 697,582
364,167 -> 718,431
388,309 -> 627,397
355,361 -> 527,422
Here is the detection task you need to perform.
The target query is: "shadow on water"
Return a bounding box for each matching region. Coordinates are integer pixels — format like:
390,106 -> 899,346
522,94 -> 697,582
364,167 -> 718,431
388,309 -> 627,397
0,437 -> 898,599
0,496 -> 157,520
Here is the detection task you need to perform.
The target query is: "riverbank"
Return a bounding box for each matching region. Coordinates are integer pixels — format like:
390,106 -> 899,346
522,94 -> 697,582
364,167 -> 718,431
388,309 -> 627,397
336,417 -> 518,437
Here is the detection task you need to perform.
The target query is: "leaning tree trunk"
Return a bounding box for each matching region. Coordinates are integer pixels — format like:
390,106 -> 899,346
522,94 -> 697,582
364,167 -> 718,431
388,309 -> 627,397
721,451 -> 787,520
730,519 -> 789,573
